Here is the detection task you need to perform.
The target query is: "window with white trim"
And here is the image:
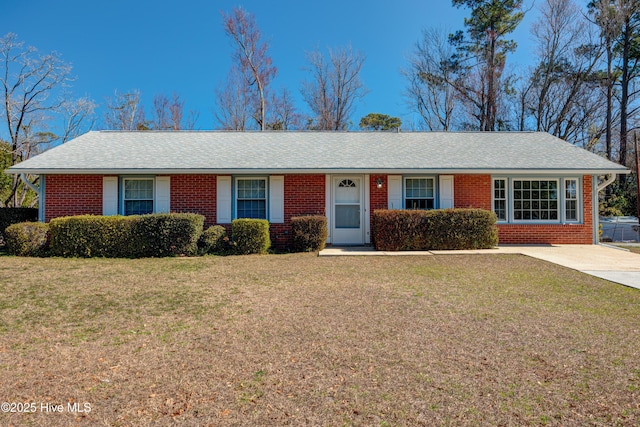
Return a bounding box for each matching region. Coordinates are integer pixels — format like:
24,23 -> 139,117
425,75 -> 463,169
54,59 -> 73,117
123,178 -> 154,215
492,177 -> 581,223
236,178 -> 267,219
513,179 -> 558,220
565,179 -> 578,221
404,177 -> 435,209
493,178 -> 507,221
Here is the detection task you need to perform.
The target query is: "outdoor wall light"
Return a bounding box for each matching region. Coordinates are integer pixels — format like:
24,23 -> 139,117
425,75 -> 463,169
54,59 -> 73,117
376,177 -> 383,189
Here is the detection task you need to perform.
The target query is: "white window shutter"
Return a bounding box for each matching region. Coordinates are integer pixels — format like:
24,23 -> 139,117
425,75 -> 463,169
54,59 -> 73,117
217,176 -> 232,224
388,175 -> 403,209
269,175 -> 285,224
439,175 -> 454,209
102,176 -> 118,216
155,176 -> 171,213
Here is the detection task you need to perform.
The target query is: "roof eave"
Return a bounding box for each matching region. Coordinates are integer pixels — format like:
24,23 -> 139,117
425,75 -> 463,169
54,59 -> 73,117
5,167 -> 631,175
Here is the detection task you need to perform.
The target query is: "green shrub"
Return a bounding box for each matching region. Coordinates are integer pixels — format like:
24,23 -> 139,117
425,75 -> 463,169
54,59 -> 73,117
372,209 -> 498,251
198,225 -> 228,255
4,222 -> 49,256
131,213 -> 204,257
49,213 -> 204,258
291,215 -> 328,252
232,219 -> 271,255
0,208 -> 38,245
49,215 -> 134,258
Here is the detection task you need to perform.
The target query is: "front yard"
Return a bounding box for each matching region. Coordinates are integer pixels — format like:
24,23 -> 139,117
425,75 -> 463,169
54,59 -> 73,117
0,253 -> 638,426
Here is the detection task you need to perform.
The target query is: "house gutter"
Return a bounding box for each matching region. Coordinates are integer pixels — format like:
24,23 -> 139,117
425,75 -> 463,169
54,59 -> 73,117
597,173 -> 617,192
19,173 -> 44,222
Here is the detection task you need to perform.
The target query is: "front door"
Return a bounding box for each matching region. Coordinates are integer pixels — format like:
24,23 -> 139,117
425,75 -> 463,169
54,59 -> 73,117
332,176 -> 364,245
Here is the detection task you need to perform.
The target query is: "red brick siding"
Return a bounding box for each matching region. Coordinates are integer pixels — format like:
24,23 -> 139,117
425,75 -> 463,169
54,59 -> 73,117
270,175 -> 326,248
170,175 -> 217,227
369,174 -> 388,230
44,175 -> 103,221
497,175 -> 594,244
454,175 -> 493,210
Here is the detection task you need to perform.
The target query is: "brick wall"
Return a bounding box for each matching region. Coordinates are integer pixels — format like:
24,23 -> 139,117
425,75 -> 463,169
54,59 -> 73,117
453,174 -> 594,244
454,174 -> 493,210
496,175 -> 594,244
44,175 -> 103,221
369,175 -> 388,233
270,175 -> 326,248
170,175 -> 217,227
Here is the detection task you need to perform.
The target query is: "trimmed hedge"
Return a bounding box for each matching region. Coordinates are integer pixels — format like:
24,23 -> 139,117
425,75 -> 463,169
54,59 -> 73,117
5,222 -> 49,257
198,225 -> 228,255
49,213 -> 204,258
372,208 -> 498,251
131,213 -> 204,257
49,215 -> 133,257
0,208 -> 38,245
291,215 -> 328,252
232,219 -> 271,255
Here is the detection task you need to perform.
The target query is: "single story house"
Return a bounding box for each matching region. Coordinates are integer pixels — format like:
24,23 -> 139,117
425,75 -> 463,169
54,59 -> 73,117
6,131 -> 628,246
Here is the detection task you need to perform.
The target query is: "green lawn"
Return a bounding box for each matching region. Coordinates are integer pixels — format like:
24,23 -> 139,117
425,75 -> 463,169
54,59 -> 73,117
0,253 -> 638,426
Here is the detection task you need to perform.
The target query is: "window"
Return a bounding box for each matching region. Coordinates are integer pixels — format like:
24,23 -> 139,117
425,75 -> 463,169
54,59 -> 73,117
493,177 -> 581,223
123,178 -> 154,215
405,178 -> 435,209
493,178 -> 507,221
513,179 -> 558,220
236,178 -> 267,219
565,179 -> 578,221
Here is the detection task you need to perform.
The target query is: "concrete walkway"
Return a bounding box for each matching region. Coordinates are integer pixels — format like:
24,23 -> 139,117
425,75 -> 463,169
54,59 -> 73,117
319,245 -> 640,290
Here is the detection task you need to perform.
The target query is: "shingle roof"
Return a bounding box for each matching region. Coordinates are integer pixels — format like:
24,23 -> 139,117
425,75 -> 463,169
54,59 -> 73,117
6,130 -> 628,174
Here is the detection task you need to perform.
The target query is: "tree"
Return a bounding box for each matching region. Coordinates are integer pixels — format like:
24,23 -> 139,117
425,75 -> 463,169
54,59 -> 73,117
0,32 -> 83,207
359,113 -> 402,131
525,0 -> 606,145
301,46 -> 368,130
403,28 -> 458,130
221,7 -> 277,131
266,88 -> 304,130
104,90 -> 147,130
215,66 -> 253,130
614,0 -> 640,170
449,0 -> 525,131
151,92 -> 198,130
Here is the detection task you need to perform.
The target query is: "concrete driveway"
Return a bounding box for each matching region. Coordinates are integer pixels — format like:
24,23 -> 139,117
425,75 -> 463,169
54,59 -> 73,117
320,245 -> 640,290
492,245 -> 640,290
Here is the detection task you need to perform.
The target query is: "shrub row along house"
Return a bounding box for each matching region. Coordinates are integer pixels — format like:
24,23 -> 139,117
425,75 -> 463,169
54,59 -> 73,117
6,131 -> 627,247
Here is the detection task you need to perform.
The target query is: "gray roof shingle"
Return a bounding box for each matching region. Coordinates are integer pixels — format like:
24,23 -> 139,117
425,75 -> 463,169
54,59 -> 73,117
6,131 -> 628,174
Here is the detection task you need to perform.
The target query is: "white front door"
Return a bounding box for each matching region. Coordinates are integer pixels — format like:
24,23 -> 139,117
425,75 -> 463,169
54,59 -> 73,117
332,176 -> 364,245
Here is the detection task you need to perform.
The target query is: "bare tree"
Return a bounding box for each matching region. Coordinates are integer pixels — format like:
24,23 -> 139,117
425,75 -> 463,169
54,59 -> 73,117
221,7 -> 277,131
403,28 -> 458,130
104,89 -> 146,130
59,96 -> 96,143
524,0 -> 606,146
301,46 -> 368,130
151,92 -> 198,130
0,32 -> 73,207
215,66 -> 253,130
267,88 -> 304,130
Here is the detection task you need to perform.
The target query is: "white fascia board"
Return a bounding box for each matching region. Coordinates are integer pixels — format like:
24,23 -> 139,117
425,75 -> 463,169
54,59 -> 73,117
5,167 -> 631,175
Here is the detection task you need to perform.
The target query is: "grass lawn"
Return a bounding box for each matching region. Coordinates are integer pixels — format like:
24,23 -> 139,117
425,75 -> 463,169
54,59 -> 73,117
0,253 -> 639,426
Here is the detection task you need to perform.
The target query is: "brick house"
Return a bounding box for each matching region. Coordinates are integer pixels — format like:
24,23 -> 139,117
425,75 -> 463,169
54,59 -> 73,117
6,131 -> 628,246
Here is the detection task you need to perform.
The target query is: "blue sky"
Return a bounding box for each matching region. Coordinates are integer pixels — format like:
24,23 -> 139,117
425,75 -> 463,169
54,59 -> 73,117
2,0 -> 540,130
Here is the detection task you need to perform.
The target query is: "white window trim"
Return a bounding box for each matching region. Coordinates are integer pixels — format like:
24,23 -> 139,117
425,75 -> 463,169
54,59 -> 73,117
403,176 -> 437,210
234,176 -> 269,220
492,178 -> 508,223
492,176 -> 582,224
121,177 -> 155,216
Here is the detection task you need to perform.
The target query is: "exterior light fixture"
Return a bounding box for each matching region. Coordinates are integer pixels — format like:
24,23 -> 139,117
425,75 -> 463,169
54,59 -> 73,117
376,177 -> 383,189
